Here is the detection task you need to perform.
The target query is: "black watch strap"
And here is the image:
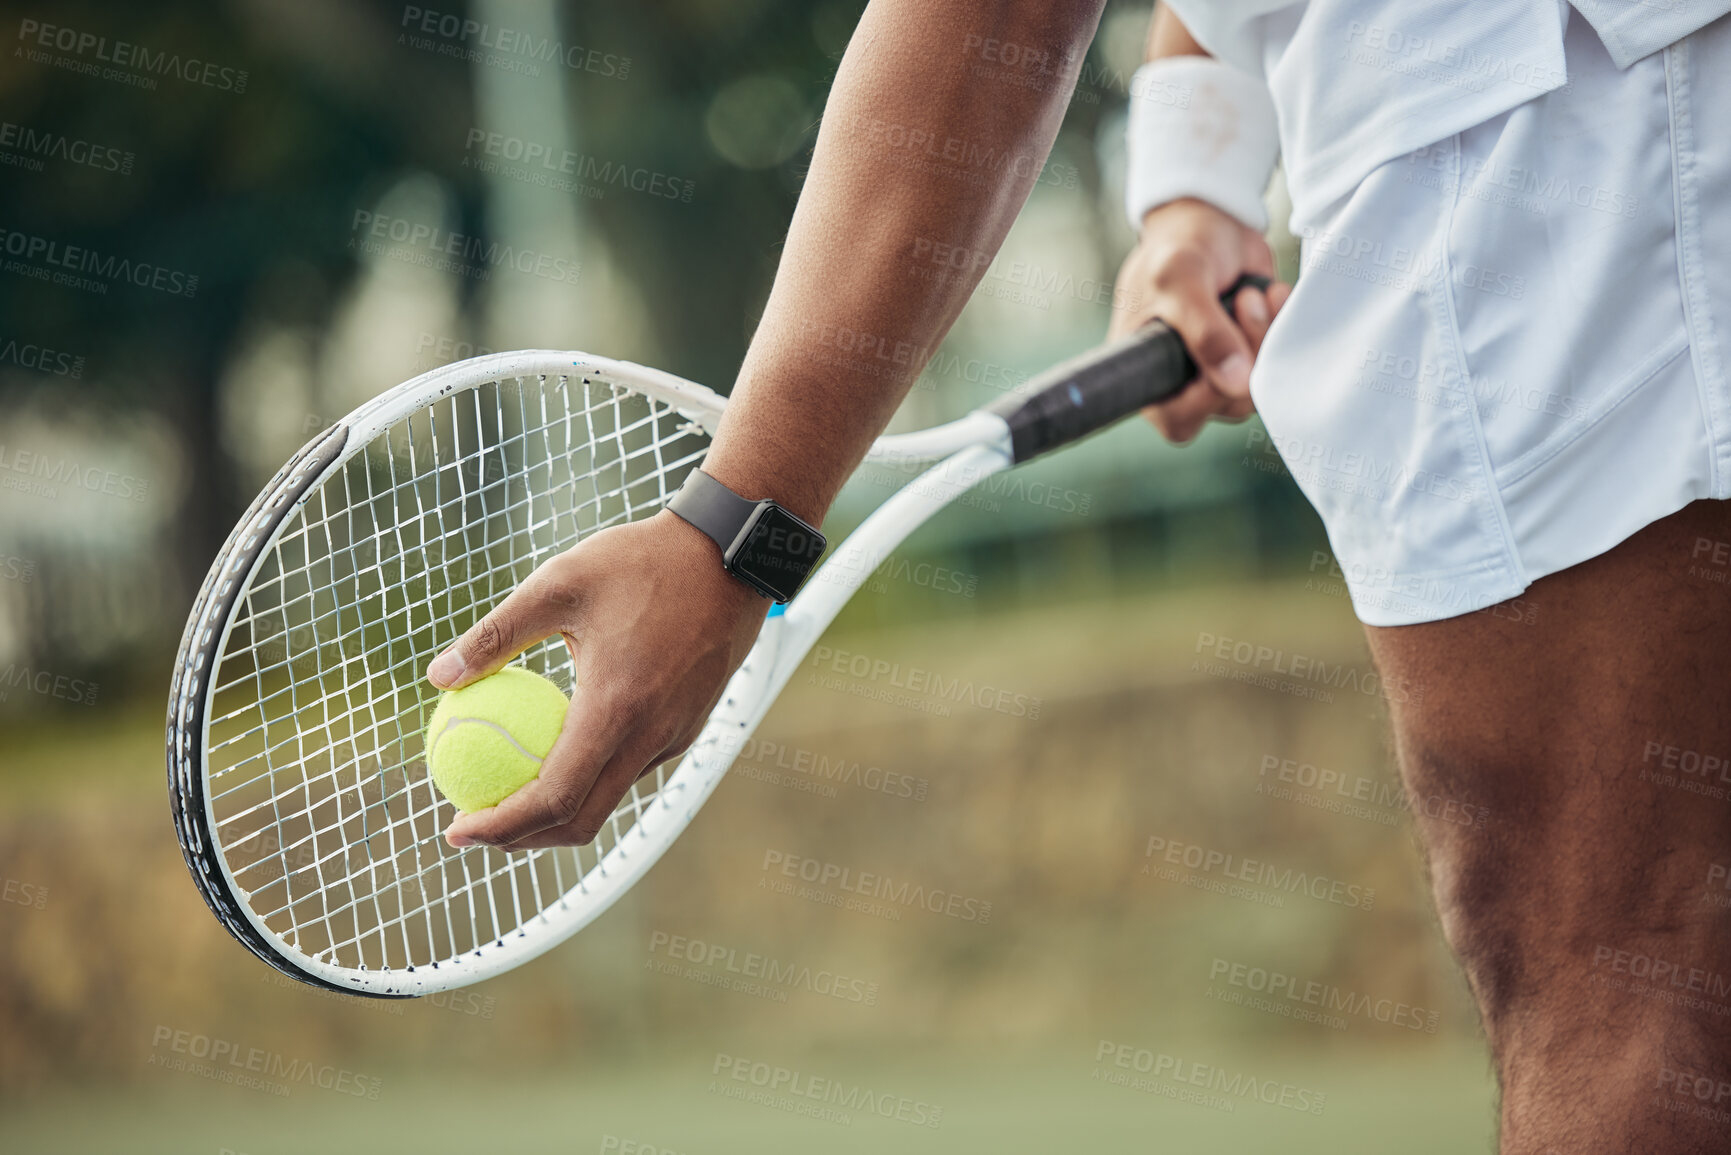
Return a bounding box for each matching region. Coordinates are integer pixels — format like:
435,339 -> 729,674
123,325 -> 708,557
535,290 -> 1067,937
666,469 -> 827,602
667,469 -> 757,553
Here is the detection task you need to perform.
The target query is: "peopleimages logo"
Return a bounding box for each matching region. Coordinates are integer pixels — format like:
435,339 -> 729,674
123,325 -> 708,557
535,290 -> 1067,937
1092,1040 -> 1327,1116
760,849 -> 993,924
1193,630 -> 1422,705
0,120 -> 134,175
1340,22 -> 1569,95
845,112 -> 1079,191
1259,754 -> 1406,809
399,6 -> 630,79
796,318 -> 930,380
413,331 -> 497,368
1658,1066 -> 1731,1121
0,335 -> 84,378
149,1026 -> 382,1099
1,876 -> 47,910
1404,144 -> 1637,220
1589,944 -> 1731,1016
0,227 -> 198,297
1256,751 -> 1490,831
806,643 -> 1043,719
350,210 -> 581,285
0,443 -> 150,503
816,541 -> 979,600
1143,835 -> 1376,911
913,348 -> 1027,394
16,19 -> 249,92
0,663 -> 100,706
908,235 -> 1133,311
648,930 -> 881,1006
463,129 -> 694,203
1207,957 -> 1441,1032
1297,225 -> 1527,302
710,1053 -> 943,1129
735,736 -> 930,802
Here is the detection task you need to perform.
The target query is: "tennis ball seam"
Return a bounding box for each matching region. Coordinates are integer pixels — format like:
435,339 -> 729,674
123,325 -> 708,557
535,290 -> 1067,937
426,716 -> 550,765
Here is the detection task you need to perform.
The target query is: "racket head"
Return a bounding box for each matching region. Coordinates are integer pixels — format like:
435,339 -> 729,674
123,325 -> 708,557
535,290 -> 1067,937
166,350 -> 770,997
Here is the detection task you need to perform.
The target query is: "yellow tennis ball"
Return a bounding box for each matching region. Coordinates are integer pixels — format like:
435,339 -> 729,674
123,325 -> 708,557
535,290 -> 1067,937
425,666 -> 569,813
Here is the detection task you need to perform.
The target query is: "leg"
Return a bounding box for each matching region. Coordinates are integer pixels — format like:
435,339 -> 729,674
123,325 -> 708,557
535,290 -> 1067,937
1367,498 -> 1731,1154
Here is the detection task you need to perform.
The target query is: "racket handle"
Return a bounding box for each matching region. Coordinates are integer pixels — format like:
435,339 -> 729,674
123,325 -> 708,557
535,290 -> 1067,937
984,272 -> 1269,464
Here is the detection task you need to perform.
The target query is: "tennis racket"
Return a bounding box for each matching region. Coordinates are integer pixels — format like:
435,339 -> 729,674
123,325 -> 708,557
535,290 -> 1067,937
167,274 -> 1266,998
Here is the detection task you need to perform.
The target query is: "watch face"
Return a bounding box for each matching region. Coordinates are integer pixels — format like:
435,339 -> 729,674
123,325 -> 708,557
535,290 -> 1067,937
727,504 -> 827,602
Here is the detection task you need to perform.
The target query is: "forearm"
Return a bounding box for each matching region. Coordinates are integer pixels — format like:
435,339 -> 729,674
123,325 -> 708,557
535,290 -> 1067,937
701,0 -> 1107,523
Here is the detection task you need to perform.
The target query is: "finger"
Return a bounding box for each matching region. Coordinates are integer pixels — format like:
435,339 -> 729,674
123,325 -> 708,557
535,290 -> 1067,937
484,758 -> 642,850
1214,283 -> 1273,419
492,752 -> 662,850
1143,379 -> 1232,445
1215,396 -> 1257,423
1162,288 -> 1256,405
427,555 -> 582,690
1218,281 -> 1289,419
443,686 -> 622,848
491,707 -> 711,850
1264,279 -> 1293,322
490,733 -> 684,851
483,826 -> 599,852
1106,288 -> 1138,341
1231,285 -> 1272,353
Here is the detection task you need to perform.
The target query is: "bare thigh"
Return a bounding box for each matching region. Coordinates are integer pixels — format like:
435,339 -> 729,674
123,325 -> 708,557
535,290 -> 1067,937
1366,498 -> 1731,1151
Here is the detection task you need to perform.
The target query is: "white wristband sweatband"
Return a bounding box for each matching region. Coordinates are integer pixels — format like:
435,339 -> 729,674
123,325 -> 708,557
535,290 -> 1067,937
1124,56 -> 1280,234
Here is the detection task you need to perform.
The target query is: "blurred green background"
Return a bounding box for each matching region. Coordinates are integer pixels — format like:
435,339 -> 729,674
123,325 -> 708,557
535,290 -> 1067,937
0,1 -> 1498,1151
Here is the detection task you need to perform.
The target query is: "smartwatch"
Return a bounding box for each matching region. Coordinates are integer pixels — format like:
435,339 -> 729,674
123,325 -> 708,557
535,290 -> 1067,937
666,469 -> 828,603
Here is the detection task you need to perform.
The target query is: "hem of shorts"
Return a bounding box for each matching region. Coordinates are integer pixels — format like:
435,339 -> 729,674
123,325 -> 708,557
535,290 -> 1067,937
1348,484 -> 1711,629
1344,556 -> 1523,628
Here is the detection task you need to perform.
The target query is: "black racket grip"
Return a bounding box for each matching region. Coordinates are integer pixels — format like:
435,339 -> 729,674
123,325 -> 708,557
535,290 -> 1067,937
985,273 -> 1270,464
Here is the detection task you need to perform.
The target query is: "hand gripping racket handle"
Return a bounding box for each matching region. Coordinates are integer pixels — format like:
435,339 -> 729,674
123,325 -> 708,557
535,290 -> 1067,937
984,272 -> 1270,464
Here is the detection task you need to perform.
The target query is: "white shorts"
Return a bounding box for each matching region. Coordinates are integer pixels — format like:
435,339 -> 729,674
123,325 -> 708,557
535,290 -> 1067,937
1251,10 -> 1731,626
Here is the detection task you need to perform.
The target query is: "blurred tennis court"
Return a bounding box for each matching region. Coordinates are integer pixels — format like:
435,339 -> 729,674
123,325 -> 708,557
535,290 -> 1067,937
0,578 -> 1496,1152
3,1046 -> 1495,1154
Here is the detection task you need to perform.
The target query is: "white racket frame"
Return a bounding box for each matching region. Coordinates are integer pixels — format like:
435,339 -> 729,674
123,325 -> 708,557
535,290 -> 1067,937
184,350 -> 1012,996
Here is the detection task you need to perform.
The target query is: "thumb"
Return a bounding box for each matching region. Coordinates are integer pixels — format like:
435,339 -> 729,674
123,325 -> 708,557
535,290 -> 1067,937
427,555 -> 584,690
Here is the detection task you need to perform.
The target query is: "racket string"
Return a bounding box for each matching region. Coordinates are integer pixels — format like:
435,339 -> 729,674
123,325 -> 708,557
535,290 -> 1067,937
205,372 -> 710,975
